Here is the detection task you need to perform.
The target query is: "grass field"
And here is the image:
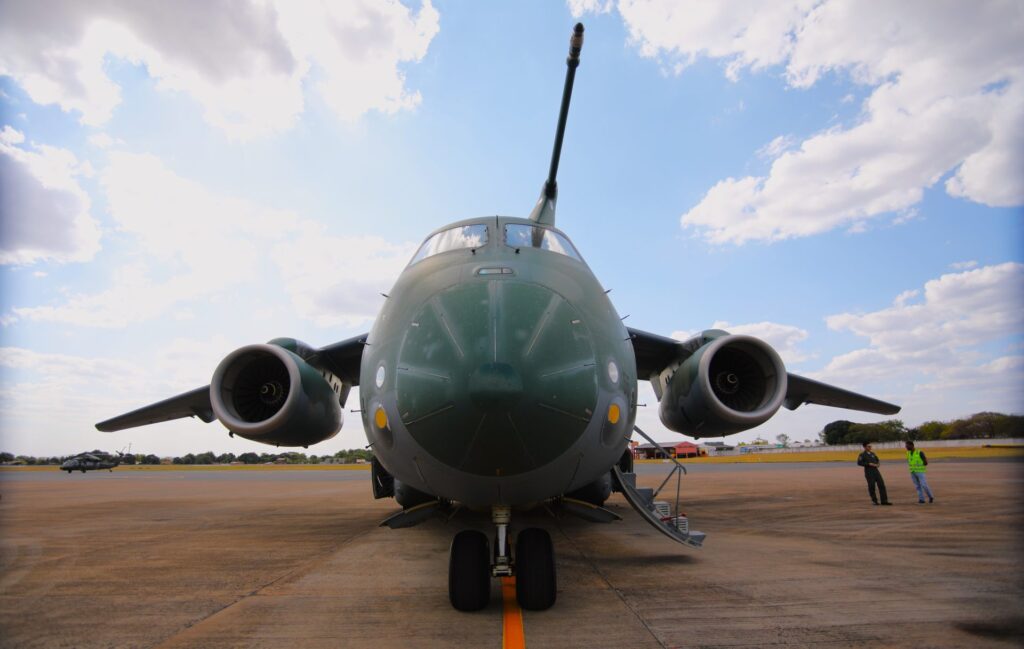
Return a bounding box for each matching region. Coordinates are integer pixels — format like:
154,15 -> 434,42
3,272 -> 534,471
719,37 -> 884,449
637,445 -> 1024,464
4,445 -> 1021,472
1,463 -> 373,472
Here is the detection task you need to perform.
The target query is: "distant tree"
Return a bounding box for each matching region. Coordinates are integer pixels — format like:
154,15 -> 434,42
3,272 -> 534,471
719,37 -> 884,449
775,434 -> 790,447
0,452 -> 13,463
172,457 -> 184,465
915,421 -> 946,441
822,420 -> 854,445
194,451 -> 216,465
332,448 -> 374,463
238,452 -> 260,464
142,454 -> 161,465
993,413 -> 1024,437
120,453 -> 136,465
216,452 -> 236,464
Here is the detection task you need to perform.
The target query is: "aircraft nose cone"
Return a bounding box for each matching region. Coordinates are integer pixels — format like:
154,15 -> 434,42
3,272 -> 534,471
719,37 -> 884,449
395,280 -> 598,477
468,362 -> 523,411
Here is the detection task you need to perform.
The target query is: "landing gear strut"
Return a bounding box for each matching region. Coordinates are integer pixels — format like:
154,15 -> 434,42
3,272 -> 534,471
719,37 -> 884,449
447,506 -> 558,611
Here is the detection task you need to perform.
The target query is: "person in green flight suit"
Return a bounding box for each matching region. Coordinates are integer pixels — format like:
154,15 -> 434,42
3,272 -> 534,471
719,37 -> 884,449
857,441 -> 892,505
905,440 -> 934,504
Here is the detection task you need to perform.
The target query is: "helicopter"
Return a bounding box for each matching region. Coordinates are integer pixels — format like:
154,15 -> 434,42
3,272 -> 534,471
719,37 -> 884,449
60,448 -> 128,473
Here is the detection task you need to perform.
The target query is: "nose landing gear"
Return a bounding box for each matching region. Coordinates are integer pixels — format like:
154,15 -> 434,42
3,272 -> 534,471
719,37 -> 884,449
447,506 -> 558,611
448,530 -> 491,611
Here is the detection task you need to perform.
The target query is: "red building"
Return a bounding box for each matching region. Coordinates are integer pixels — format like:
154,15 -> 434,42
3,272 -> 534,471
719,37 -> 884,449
635,441 -> 703,459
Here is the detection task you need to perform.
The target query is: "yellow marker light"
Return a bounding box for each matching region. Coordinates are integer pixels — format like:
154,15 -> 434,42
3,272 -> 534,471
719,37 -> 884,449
607,403 -> 621,424
374,406 -> 389,430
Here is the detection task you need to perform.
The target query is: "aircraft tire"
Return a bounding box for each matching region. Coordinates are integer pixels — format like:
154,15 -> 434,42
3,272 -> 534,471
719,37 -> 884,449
515,527 -> 556,610
449,530 -> 490,611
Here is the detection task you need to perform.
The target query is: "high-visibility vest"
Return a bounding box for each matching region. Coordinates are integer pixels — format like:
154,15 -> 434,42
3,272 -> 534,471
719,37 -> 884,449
907,449 -> 926,473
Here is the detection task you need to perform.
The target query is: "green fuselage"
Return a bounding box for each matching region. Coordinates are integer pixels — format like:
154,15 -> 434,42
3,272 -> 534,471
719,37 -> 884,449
360,216 -> 637,506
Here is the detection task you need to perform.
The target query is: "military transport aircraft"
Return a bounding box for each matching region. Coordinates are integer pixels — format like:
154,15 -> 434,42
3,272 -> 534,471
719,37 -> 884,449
61,449 -> 124,473
97,24 -> 899,612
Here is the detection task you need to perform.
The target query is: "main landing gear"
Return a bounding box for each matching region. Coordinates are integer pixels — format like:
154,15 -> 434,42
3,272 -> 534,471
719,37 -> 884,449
448,506 -> 557,612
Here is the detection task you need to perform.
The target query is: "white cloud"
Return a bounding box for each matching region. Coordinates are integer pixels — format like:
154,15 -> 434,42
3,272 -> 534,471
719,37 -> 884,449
87,133 -> 118,148
0,342 -> 229,456
577,1 -> 1024,242
672,320 -> 811,364
756,134 -> 797,161
1,126 -> 25,145
0,0 -> 440,140
271,224 -> 416,328
0,127 -> 102,265
568,0 -> 614,17
819,262 -> 1024,413
950,260 -> 978,270
0,340 -> 374,456
274,1 -> 439,124
9,152 -> 415,329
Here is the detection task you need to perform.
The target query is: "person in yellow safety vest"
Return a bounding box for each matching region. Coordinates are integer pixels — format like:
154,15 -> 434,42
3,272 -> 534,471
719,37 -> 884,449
905,440 -> 934,504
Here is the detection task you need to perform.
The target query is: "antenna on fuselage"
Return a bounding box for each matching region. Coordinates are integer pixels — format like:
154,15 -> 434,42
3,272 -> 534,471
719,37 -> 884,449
528,23 -> 584,227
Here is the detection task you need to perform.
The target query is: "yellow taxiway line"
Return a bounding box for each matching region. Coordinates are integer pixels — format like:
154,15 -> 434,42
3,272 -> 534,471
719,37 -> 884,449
501,576 -> 526,649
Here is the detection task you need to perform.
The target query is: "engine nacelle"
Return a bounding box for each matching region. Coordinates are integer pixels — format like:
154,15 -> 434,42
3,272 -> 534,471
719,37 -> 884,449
210,342 -> 343,447
658,333 -> 787,438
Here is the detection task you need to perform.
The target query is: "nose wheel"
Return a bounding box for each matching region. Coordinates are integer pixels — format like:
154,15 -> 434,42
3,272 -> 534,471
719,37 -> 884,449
514,527 -> 556,610
449,530 -> 491,611
447,507 -> 558,612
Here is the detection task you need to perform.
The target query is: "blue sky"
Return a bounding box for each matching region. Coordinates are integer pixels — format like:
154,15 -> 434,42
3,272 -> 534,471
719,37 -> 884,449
1,0 -> 1022,456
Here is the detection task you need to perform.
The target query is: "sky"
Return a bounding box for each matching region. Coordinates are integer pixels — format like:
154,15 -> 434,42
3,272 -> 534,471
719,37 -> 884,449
0,0 -> 1022,457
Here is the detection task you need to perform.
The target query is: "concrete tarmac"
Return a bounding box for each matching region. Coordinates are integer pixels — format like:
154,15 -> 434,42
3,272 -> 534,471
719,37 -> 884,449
1,460 -> 1021,648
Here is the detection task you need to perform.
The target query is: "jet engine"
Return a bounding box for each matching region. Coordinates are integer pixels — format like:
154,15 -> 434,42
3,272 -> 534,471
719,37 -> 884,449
658,333 -> 787,438
210,342 -> 343,447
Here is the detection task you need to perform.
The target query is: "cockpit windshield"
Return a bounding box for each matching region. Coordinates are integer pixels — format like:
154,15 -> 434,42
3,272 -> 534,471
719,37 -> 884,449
409,224 -> 488,265
504,224 -> 582,261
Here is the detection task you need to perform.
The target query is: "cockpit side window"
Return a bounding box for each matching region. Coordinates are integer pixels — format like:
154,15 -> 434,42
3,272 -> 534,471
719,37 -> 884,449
409,224 -> 489,265
503,224 -> 583,261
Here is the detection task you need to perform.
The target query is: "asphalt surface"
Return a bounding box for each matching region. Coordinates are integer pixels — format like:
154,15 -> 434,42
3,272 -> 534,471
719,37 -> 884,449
1,460 -> 1022,648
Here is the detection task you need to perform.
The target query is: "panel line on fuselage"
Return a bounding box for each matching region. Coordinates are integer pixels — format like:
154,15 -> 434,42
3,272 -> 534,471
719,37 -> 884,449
431,300 -> 465,359
537,402 -> 591,423
524,292 -> 561,358
456,413 -> 489,471
490,279 -> 499,363
539,361 -> 597,379
504,412 -> 539,469
403,403 -> 455,426
396,365 -> 451,382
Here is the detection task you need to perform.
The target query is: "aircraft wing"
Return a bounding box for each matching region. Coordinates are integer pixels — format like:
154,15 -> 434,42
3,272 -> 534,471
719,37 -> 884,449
95,335 -> 368,432
96,386 -> 215,432
782,373 -> 899,415
626,327 -> 899,416
307,333 -> 366,386
628,327 -> 686,379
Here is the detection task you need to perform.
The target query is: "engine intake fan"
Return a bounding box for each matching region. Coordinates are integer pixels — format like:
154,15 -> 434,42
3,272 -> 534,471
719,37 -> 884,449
210,343 -> 343,447
658,334 -> 787,438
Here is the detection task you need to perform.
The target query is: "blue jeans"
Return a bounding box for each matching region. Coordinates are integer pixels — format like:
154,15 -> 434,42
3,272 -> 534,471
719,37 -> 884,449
911,472 -> 933,501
